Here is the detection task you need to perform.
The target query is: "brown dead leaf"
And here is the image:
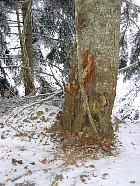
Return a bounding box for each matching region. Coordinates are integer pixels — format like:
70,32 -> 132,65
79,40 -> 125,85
101,145 -> 109,151
43,128 -> 49,133
110,149 -> 118,155
0,156 -> 4,160
12,158 -> 23,165
78,132 -> 83,138
36,111 -> 44,117
40,159 -> 49,164
27,170 -> 32,175
51,181 -> 58,186
64,130 -> 72,136
43,169 -> 48,173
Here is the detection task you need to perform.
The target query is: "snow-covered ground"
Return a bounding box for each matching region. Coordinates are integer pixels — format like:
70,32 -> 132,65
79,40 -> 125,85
0,74 -> 140,186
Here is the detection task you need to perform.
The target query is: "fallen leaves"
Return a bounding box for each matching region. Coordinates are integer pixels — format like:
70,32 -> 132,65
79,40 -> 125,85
101,138 -> 118,155
40,158 -> 56,164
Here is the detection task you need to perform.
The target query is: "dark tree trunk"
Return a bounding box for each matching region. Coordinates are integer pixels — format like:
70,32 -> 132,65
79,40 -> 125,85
22,0 -> 34,96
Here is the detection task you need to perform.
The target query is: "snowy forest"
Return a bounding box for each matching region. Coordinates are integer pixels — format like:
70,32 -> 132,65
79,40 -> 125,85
0,0 -> 140,185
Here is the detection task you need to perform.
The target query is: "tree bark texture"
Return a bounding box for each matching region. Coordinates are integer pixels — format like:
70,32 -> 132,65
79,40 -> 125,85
22,0 -> 34,96
60,0 -> 121,137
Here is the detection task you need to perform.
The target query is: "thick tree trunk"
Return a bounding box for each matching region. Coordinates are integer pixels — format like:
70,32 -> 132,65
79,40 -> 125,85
61,0 -> 121,137
22,0 -> 34,96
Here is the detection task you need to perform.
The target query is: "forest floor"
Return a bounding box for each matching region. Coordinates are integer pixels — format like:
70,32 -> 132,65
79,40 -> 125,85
0,75 -> 140,186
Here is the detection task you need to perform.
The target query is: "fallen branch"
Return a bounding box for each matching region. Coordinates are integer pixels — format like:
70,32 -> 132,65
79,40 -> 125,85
1,90 -> 62,136
5,121 -> 23,135
2,109 -> 24,135
19,90 -> 62,113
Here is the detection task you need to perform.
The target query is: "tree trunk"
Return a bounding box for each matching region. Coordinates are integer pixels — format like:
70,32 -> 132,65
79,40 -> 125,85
22,0 -> 34,96
60,0 -> 121,137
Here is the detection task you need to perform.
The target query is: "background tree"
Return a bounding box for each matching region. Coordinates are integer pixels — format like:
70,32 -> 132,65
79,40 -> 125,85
120,1 -> 140,78
60,0 -> 121,138
32,0 -> 75,74
21,0 -> 35,95
0,1 -> 11,60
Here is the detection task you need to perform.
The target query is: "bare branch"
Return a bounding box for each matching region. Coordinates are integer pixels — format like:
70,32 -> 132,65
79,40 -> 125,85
122,0 -> 140,10
19,90 -> 62,113
118,61 -> 140,73
49,66 -> 63,90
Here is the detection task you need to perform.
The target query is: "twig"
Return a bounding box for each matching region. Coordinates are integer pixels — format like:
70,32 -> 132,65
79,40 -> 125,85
118,61 -> 140,73
21,92 -> 53,99
47,62 -> 63,72
9,47 -> 22,50
49,66 -> 63,90
130,18 -> 140,31
122,0 -> 140,10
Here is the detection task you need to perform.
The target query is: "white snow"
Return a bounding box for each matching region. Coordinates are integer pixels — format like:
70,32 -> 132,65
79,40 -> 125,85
0,74 -> 140,186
